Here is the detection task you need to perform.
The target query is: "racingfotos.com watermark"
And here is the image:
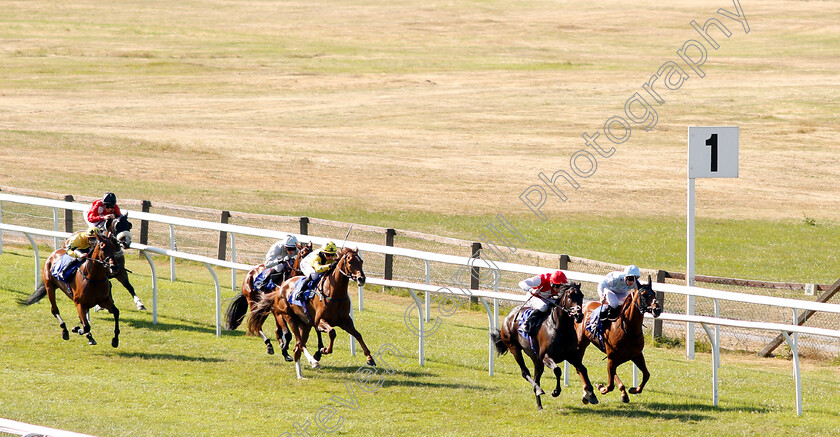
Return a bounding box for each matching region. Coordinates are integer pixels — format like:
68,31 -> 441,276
403,0 -> 751,339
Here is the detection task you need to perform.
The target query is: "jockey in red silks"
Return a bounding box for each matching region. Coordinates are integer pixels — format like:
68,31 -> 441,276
86,192 -> 123,230
517,270 -> 568,335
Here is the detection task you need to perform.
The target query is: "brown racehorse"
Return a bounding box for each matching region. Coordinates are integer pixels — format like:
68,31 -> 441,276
576,276 -> 662,402
102,214 -> 146,311
249,247 -> 375,379
20,234 -> 121,347
491,282 -> 599,409
224,242 -> 313,361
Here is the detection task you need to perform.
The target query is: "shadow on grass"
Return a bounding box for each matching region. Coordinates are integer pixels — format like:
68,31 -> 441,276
312,364 -> 491,390
563,401 -> 769,421
119,315 -> 225,335
112,351 -> 226,362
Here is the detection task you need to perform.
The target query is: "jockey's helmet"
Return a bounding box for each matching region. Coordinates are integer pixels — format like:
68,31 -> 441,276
103,192 -> 117,208
322,241 -> 338,255
624,265 -> 641,279
550,270 -> 567,285
86,226 -> 101,238
283,235 -> 298,249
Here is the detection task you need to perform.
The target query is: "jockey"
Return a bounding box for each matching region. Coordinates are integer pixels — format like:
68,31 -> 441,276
257,235 -> 300,290
86,192 -> 123,231
596,264 -> 641,322
59,226 -> 101,280
65,226 -> 101,260
518,270 -> 568,335
296,241 -> 339,300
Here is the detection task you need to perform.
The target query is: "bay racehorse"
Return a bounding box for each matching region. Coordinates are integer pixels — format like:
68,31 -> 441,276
576,275 -> 661,402
224,242 -> 313,361
491,282 -> 598,409
249,247 -> 375,379
102,214 -> 146,310
20,234 -> 121,347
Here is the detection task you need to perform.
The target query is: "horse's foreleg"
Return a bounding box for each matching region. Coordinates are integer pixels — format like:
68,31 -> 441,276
598,358 -> 619,396
544,356 -> 564,399
316,320 -> 336,357
103,301 -> 120,348
532,356 -> 546,410
338,319 -> 375,366
72,303 -> 96,345
628,353 -> 650,395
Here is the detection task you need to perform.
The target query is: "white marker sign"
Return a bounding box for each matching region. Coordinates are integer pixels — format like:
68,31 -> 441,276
688,126 -> 739,178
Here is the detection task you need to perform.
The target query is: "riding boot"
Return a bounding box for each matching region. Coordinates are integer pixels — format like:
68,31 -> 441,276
527,309 -> 545,338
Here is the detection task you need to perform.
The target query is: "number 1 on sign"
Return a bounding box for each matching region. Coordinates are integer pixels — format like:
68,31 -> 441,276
705,134 -> 718,172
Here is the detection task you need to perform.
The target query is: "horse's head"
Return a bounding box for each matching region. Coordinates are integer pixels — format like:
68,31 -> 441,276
298,242 -> 313,259
557,282 -> 584,323
338,247 -> 365,286
107,214 -> 133,249
91,234 -> 120,277
634,275 -> 661,318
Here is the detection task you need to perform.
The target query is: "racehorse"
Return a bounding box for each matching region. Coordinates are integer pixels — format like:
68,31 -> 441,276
576,275 -> 662,402
20,234 -> 121,347
102,214 -> 146,310
224,242 -> 313,361
491,282 -> 598,409
248,247 -> 375,379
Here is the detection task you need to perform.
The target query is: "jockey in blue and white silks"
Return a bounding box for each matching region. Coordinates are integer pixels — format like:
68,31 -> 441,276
596,264 -> 640,321
254,235 -> 300,291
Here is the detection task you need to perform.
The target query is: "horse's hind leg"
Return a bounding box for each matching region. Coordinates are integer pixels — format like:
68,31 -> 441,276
46,282 -> 69,340
567,355 -> 598,405
117,270 -> 145,310
628,353 -> 650,395
278,318 -> 293,362
510,346 -> 545,400
531,356 -> 546,410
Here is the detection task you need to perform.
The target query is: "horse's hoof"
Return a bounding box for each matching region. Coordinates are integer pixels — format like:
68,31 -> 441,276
88,338 -> 97,346
366,358 -> 376,367
313,352 -> 322,362
621,394 -> 630,403
535,387 -> 545,396
93,305 -> 104,312
551,389 -> 561,397
629,387 -> 640,395
72,326 -> 81,334
589,395 -> 599,405
283,354 -> 293,362
136,303 -> 146,311
62,331 -> 69,341
266,345 -> 275,355
111,338 -> 119,348
310,362 -> 320,369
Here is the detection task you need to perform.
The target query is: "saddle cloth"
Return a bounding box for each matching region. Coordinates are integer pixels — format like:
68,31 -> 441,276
586,304 -> 608,352
51,254 -> 80,285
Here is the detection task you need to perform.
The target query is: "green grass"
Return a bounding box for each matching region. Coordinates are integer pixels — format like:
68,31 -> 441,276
1,245 -> 839,436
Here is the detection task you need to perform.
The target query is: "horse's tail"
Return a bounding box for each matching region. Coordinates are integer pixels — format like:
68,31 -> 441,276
20,282 -> 48,306
490,329 -> 508,356
224,293 -> 249,330
246,289 -> 279,336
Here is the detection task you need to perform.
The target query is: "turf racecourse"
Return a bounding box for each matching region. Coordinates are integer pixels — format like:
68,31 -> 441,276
1,247 -> 839,436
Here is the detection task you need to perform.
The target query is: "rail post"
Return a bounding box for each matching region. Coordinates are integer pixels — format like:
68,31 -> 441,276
299,217 -> 309,235
470,242 -> 481,305
654,269 -> 667,339
63,195 -> 74,233
139,200 -> 151,245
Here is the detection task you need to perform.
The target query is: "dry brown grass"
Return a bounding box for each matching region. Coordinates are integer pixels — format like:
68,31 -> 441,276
1,0 -> 838,221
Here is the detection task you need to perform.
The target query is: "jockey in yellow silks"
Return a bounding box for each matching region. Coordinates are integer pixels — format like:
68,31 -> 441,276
296,241 -> 339,299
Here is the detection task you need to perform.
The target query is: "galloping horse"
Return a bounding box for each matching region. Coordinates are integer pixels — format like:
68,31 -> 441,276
576,276 -> 661,402
20,234 -> 121,347
224,242 -> 313,360
249,247 -> 375,379
102,214 -> 146,310
491,282 -> 599,409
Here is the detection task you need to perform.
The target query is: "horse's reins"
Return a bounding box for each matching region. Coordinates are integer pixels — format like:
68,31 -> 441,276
316,252 -> 354,302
